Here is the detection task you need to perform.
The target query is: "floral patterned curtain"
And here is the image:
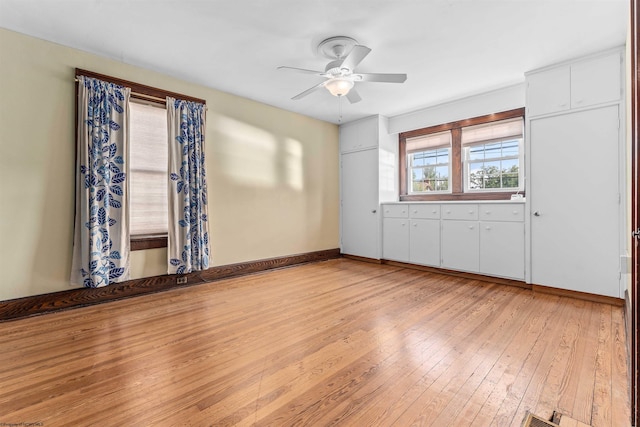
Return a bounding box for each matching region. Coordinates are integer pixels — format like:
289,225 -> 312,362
71,76 -> 130,287
166,97 -> 210,274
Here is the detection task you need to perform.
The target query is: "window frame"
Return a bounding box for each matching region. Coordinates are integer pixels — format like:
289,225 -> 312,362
75,68 -> 206,251
399,108 -> 525,201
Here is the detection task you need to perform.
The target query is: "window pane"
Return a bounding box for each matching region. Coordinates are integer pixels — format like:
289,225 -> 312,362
129,101 -> 168,236
409,146 -> 450,193
435,166 -> 449,179
483,142 -> 503,159
468,145 -> 485,161
502,139 -> 519,157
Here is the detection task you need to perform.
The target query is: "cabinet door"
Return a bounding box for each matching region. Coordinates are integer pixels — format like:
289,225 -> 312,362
529,106 -> 620,297
527,66 -> 570,117
339,116 -> 378,153
441,220 -> 479,273
480,221 -> 524,280
383,218 -> 409,262
571,52 -> 621,109
341,149 -> 379,259
409,219 -> 440,267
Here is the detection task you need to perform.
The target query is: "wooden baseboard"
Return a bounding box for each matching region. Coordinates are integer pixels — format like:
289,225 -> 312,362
0,248 -> 341,322
381,260 -> 531,289
341,254 -> 382,264
532,284 -> 624,306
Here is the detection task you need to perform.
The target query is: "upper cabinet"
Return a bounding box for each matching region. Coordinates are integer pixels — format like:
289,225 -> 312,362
526,50 -> 621,118
526,66 -> 570,117
339,116 -> 380,153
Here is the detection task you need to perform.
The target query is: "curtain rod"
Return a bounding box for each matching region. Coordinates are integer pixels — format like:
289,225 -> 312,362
75,78 -> 166,103
74,78 -> 209,110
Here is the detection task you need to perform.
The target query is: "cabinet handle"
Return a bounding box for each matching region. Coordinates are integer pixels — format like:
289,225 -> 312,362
413,223 -> 418,227
559,103 -> 568,107
432,210 -> 437,214
485,211 -> 491,214
372,209 -> 377,213
446,210 -> 451,214
413,210 -> 417,214
513,211 -> 518,215
575,99 -> 584,105
401,223 -> 406,226
485,226 -> 492,230
468,211 -> 474,215
533,211 -> 541,217
468,225 -> 474,230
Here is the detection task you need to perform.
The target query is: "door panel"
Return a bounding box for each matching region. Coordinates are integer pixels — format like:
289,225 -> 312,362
530,106 -> 620,297
341,149 -> 379,259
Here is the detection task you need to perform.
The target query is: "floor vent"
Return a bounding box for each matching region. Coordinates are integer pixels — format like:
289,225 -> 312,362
521,411 -> 560,427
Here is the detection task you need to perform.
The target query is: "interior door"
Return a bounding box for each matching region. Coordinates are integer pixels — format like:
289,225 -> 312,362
341,149 -> 379,259
530,105 -> 620,297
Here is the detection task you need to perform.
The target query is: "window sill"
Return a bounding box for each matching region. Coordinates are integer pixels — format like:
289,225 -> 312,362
131,235 -> 167,251
399,191 -> 525,202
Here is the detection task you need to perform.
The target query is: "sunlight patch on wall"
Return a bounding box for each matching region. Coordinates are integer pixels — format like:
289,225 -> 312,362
214,115 -> 278,188
284,137 -> 304,191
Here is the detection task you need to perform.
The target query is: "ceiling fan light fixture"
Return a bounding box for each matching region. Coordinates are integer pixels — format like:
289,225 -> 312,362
325,78 -> 354,97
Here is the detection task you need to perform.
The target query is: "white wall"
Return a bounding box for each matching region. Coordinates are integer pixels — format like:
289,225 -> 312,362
0,29 -> 340,300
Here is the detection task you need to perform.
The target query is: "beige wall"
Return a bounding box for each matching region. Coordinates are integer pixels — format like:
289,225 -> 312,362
0,29 -> 340,300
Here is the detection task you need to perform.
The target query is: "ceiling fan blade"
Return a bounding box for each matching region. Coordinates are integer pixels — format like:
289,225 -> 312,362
291,82 -> 326,100
346,88 -> 362,104
339,45 -> 371,71
357,73 -> 407,83
277,66 -> 325,76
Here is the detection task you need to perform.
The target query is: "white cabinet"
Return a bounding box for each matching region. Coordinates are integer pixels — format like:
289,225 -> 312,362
340,115 -> 398,259
409,219 -> 440,266
441,220 -> 479,273
570,52 -> 621,109
382,205 -> 409,262
381,202 -> 525,280
526,48 -> 624,298
383,218 -> 409,262
409,205 -> 440,267
339,116 -> 379,153
479,204 -> 525,279
527,66 -> 570,117
480,221 -> 524,280
527,50 -> 621,118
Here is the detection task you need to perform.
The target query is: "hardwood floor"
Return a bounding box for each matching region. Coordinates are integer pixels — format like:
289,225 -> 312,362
0,259 -> 629,426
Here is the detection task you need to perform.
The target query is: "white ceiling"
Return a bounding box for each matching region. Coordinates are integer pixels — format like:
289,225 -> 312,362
0,0 -> 629,124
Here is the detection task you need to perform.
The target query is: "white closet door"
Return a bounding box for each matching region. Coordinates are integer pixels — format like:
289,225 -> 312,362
530,105 -> 620,297
341,149 -> 379,259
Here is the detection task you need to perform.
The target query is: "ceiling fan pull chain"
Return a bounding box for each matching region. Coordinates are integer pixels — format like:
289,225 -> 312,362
338,95 -> 343,123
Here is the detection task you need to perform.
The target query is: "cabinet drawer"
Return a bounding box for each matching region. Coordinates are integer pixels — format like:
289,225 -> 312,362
479,204 -> 524,222
441,204 -> 478,220
409,204 -> 440,219
382,204 -> 408,218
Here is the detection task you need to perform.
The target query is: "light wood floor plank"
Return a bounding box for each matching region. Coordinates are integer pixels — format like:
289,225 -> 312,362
0,259 -> 629,426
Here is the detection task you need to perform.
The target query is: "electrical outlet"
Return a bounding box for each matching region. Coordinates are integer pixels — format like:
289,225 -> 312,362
177,277 -> 187,285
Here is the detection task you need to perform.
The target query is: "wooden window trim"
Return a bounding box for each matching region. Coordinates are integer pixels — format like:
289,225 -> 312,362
75,68 -> 206,250
399,108 -> 525,201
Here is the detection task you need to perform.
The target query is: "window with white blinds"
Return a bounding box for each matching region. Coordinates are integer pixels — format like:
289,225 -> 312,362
129,100 -> 168,237
462,117 -> 523,191
406,131 -> 452,193
398,108 -> 525,200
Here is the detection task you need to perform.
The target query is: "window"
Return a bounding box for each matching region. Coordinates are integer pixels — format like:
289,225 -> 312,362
129,100 -> 169,237
75,68 -> 206,250
406,131 -> 451,193
399,108 -> 525,201
462,117 -> 524,192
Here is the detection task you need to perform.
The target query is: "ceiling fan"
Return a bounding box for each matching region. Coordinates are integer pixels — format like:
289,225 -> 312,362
278,36 -> 407,104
